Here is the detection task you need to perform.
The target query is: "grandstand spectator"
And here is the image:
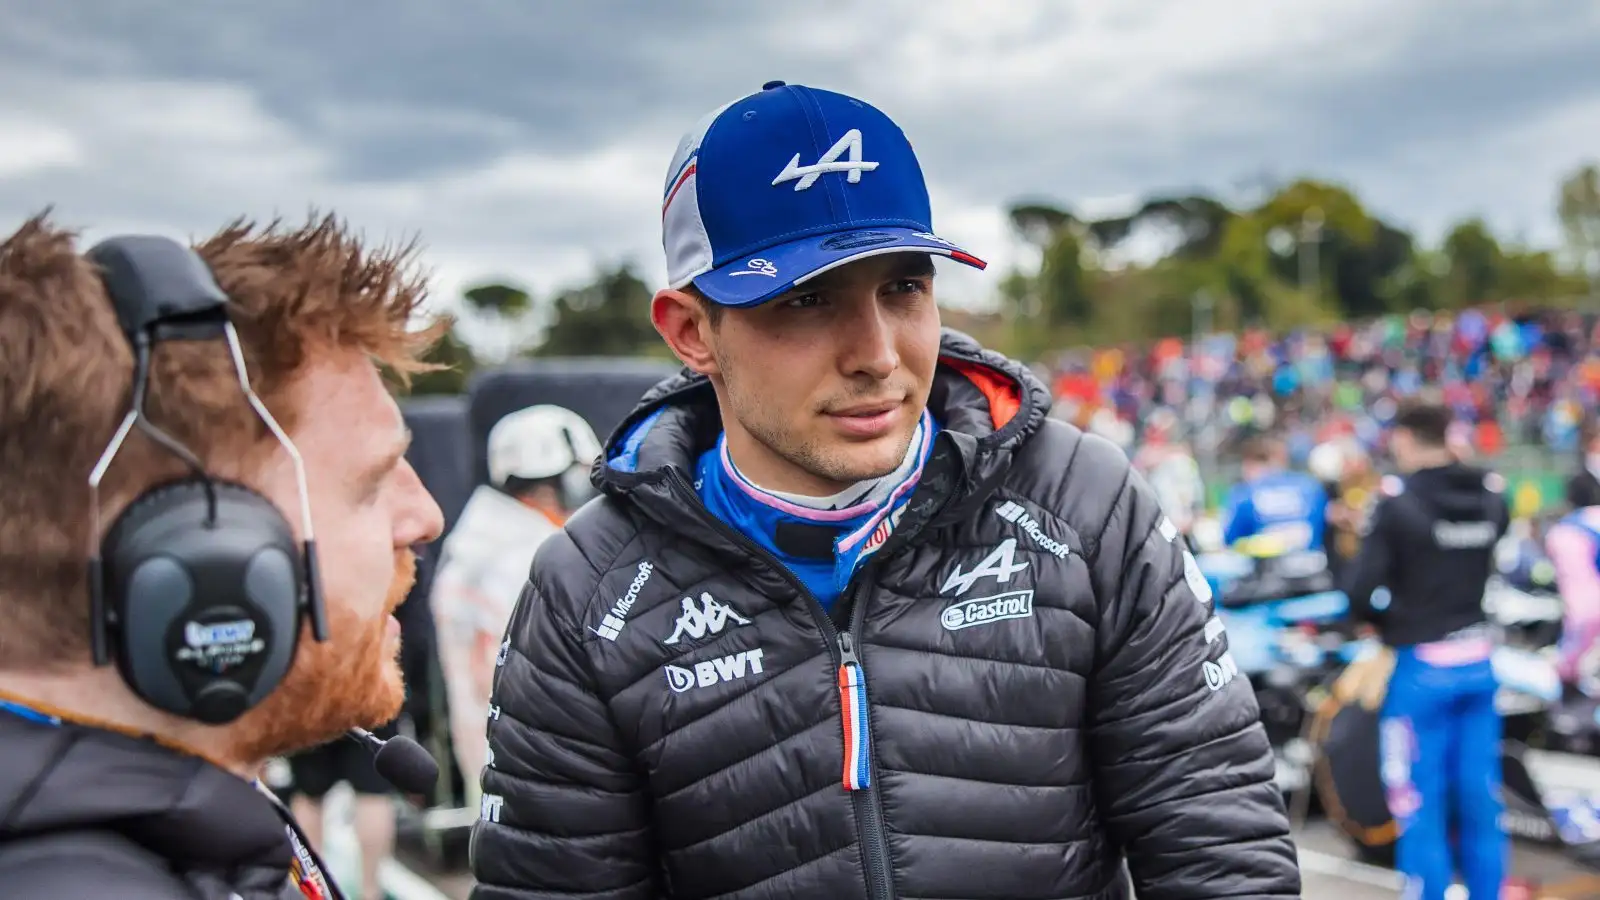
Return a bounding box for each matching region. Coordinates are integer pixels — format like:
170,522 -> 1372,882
1135,412 -> 1207,545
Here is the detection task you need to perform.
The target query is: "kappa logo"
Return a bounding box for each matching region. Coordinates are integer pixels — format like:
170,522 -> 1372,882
664,648 -> 766,693
941,589 -> 1034,631
591,560 -> 655,642
664,592 -> 751,645
941,538 -> 1030,596
772,128 -> 879,191
993,500 -> 1070,559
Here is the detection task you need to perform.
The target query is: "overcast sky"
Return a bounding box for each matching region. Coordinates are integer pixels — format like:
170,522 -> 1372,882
1,0 -> 1597,316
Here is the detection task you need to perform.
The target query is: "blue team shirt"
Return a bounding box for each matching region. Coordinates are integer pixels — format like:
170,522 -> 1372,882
1222,470 -> 1329,551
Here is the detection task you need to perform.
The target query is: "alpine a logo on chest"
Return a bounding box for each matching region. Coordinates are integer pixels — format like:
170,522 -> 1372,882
941,537 -> 1030,596
941,589 -> 1035,631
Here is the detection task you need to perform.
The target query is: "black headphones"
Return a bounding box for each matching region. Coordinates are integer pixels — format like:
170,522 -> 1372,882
84,235 -> 328,725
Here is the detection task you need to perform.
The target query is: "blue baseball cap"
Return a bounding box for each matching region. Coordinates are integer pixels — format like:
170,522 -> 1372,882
660,81 -> 986,308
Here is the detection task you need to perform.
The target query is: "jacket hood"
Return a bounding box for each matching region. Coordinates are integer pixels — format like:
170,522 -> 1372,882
1407,462 -> 1503,519
590,329 -> 1052,558
0,702 -> 293,882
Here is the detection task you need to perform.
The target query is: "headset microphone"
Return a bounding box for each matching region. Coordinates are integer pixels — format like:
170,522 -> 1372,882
347,727 -> 439,795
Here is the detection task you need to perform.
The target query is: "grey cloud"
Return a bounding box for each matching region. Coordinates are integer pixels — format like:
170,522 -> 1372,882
0,0 -> 1596,303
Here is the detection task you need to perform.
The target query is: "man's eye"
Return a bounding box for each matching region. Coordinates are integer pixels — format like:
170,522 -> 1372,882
891,278 -> 931,295
782,293 -> 825,309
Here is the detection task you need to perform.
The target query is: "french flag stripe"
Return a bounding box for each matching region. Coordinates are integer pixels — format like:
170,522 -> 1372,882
838,664 -> 871,790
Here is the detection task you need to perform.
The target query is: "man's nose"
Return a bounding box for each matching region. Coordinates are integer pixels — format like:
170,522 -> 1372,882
398,460 -> 445,546
840,300 -> 900,380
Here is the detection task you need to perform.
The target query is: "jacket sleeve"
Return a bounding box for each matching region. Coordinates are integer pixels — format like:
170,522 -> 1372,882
1084,465 -> 1301,899
469,548 -> 660,900
1343,496 -> 1396,624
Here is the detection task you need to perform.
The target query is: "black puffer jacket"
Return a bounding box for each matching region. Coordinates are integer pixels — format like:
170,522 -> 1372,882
471,331 -> 1299,899
0,701 -> 313,899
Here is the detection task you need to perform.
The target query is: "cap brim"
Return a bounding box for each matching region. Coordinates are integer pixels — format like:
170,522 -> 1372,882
692,227 -> 986,308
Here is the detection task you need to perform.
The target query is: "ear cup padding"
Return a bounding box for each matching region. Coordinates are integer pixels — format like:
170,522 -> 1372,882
100,478 -> 304,722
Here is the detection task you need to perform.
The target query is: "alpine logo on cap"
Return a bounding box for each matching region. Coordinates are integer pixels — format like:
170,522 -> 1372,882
771,128 -> 879,191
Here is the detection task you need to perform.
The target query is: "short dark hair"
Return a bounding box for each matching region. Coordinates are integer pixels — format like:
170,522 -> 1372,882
1239,435 -> 1281,465
683,284 -> 723,327
1392,395 -> 1452,447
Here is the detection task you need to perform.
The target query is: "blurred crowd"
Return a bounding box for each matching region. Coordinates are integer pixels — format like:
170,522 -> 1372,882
1045,305 -> 1600,470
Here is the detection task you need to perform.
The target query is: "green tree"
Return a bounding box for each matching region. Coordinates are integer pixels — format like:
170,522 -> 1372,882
1007,202 -> 1077,250
1438,218 -> 1505,307
1559,163 -> 1600,297
454,279 -> 543,362
530,262 -> 666,358
1087,194 -> 1236,260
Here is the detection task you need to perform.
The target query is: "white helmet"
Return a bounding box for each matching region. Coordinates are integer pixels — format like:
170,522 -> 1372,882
487,404 -> 603,488
1307,441 -> 1344,484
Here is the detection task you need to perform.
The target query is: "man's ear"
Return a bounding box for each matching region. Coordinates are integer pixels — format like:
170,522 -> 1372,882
651,289 -> 719,376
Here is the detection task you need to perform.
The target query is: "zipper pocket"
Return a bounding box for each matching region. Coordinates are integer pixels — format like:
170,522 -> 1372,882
838,631 -> 872,791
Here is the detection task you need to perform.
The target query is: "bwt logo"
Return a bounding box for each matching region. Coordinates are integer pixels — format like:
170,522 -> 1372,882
940,590 -> 1035,631
664,648 -> 766,693
1203,651 -> 1240,692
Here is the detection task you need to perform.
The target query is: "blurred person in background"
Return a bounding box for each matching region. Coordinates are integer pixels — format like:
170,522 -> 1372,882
1221,433 -> 1330,553
1543,504 -> 1600,702
1135,411 -> 1206,547
427,404 -> 600,793
0,215 -> 445,899
1314,438 -> 1380,582
1344,396 -> 1509,900
1565,417 -> 1600,510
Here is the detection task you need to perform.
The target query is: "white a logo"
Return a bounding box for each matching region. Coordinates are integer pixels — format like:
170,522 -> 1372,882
941,538 -> 1030,596
664,592 -> 751,645
772,128 -> 879,191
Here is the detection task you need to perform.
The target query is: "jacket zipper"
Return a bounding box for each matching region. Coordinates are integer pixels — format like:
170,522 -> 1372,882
838,618 -> 894,900
667,473 -> 897,900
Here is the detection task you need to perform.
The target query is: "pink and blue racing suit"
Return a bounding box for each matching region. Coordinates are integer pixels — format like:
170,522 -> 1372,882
1545,507 -> 1600,688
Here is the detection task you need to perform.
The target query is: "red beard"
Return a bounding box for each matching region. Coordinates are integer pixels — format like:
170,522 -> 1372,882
227,550 -> 416,765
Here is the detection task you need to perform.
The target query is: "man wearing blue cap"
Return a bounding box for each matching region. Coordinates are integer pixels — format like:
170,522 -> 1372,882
471,82 -> 1299,899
